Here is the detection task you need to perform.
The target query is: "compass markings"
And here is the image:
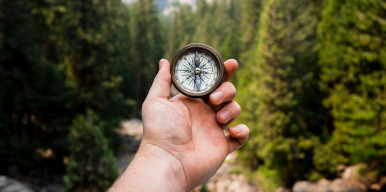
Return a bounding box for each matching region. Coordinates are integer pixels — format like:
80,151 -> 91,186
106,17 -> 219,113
175,50 -> 219,93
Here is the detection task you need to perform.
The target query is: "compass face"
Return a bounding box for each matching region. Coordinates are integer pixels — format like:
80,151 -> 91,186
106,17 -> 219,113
171,43 -> 224,98
175,50 -> 218,93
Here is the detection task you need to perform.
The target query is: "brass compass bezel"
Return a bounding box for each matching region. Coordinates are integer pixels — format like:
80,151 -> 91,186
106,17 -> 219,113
171,43 -> 225,98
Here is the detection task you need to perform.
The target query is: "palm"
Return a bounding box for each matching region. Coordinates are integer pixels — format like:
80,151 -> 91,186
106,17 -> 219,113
142,94 -> 229,188
110,59 -> 248,192
139,59 -> 248,190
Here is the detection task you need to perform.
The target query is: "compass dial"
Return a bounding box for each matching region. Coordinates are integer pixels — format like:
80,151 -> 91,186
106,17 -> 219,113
171,43 -> 224,98
175,50 -> 218,93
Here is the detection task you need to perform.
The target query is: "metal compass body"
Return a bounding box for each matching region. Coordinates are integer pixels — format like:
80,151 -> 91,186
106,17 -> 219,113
171,43 -> 225,98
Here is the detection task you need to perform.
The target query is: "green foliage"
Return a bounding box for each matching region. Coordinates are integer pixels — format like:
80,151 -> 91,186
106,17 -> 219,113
312,142 -> 341,178
165,0 -> 242,61
166,4 -> 195,59
2,0 -> 385,190
56,0 -> 133,122
318,0 -> 386,172
256,165 -> 283,192
229,168 -> 241,175
0,0 -> 134,177
237,0 -> 326,189
200,183 -> 209,192
54,0 -> 134,150
63,110 -> 118,192
0,0 -> 74,173
236,0 -> 385,189
238,0 -> 263,66
129,0 -> 164,116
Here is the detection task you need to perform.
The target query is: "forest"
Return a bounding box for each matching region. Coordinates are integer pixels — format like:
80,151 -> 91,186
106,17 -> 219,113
0,0 -> 385,191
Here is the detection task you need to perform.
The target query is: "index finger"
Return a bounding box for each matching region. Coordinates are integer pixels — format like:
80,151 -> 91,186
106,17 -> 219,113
224,59 -> 238,81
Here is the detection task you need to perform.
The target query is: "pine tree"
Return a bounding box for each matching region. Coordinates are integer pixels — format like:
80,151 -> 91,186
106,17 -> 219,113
130,0 -> 164,117
318,0 -> 386,172
0,0 -> 73,173
237,0 -> 325,189
219,0 -> 242,61
193,0 -> 209,44
238,0 -> 263,65
54,0 -> 134,152
166,4 -> 196,59
64,110 -> 118,192
191,0 -> 242,59
58,0 -> 131,119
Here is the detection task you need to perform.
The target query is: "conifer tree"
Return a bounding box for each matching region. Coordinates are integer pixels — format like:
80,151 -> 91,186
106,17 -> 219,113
64,110 -> 118,192
193,0 -> 209,43
237,0 -> 325,189
238,0 -> 263,65
130,0 -> 164,116
166,4 -> 195,59
0,0 -> 73,173
318,0 -> 386,171
57,0 -> 132,122
219,0 -> 242,61
191,0 -> 242,58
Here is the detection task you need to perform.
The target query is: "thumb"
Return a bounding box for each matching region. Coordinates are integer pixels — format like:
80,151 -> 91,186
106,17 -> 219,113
147,59 -> 171,99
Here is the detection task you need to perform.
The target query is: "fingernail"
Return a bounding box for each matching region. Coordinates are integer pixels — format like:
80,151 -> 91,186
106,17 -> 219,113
231,126 -> 241,132
219,110 -> 230,122
211,91 -> 223,103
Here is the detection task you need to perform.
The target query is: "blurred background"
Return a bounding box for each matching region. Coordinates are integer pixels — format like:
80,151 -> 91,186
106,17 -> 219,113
0,0 -> 385,191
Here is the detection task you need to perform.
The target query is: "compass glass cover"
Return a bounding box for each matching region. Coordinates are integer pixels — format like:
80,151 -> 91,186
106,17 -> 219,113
174,50 -> 219,93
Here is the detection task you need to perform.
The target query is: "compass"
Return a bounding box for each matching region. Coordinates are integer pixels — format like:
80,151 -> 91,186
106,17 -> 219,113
171,43 -> 225,98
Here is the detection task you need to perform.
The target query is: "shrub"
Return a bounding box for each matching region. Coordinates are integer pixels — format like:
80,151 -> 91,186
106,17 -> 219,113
63,110 -> 118,192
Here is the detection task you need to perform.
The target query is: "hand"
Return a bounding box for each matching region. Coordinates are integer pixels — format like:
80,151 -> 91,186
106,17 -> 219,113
109,58 -> 249,192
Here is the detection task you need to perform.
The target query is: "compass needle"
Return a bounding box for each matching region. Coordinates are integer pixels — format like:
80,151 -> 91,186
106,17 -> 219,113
171,43 -> 224,97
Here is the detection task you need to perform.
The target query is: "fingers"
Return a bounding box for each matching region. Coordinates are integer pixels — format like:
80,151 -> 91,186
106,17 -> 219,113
146,59 -> 171,100
206,59 -> 238,111
226,124 -> 250,153
209,82 -> 237,106
216,101 -> 241,124
224,59 -> 238,81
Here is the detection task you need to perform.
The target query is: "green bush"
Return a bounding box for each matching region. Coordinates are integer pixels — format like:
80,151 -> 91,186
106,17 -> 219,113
63,110 -> 118,192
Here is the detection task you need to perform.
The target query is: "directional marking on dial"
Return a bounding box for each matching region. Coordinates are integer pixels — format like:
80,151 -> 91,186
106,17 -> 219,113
171,44 -> 223,97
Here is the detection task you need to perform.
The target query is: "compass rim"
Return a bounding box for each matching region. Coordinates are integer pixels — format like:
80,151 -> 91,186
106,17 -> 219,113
171,43 -> 225,98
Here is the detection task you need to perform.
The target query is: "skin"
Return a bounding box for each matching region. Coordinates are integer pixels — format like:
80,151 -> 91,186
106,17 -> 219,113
109,59 -> 250,192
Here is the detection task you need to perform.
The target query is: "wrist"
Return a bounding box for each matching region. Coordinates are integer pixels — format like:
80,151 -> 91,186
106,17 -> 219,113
110,141 -> 188,192
138,142 -> 188,191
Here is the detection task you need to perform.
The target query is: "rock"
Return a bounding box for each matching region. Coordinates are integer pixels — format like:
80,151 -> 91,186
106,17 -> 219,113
378,176 -> 386,191
206,182 -> 216,191
317,179 -> 332,189
273,187 -> 290,192
380,176 -> 386,186
191,152 -> 260,192
116,119 -> 143,172
342,164 -> 366,180
293,180 -> 330,192
329,178 -> 366,192
118,119 -> 143,139
41,184 -> 64,192
370,183 -> 381,191
0,175 -> 33,192
337,164 -> 347,177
